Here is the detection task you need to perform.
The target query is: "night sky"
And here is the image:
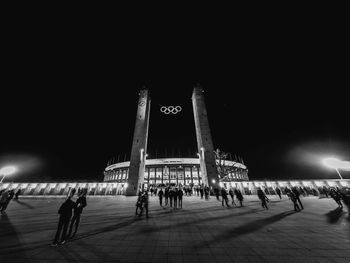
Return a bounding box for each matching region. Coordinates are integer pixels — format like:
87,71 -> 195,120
1,15 -> 349,182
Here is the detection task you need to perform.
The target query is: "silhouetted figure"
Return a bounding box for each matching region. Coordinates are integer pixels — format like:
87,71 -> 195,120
173,188 -> 178,209
139,191 -> 149,218
292,187 -> 304,210
158,188 -> 164,206
0,190 -> 14,212
288,191 -> 301,212
68,191 -> 87,238
257,188 -> 268,210
221,188 -> 230,207
14,189 -> 21,200
200,187 -> 204,199
235,189 -> 243,207
329,188 -> 343,208
178,188 -> 183,208
204,186 -> 209,200
51,195 -> 76,246
165,187 -> 169,206
169,188 -> 174,207
339,189 -> 350,217
214,187 -> 220,201
135,192 -> 142,215
229,188 -> 236,205
276,188 -> 282,199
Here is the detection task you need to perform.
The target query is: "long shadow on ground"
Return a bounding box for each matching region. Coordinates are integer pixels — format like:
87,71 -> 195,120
193,210 -> 296,248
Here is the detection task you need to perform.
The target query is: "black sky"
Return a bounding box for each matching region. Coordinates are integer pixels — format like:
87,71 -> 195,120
1,12 -> 349,182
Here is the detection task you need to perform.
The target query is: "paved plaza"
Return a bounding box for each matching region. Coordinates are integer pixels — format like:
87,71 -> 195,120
0,194 -> 349,263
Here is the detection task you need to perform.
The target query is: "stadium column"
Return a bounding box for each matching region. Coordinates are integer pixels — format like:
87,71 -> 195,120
126,89 -> 151,196
192,86 -> 219,190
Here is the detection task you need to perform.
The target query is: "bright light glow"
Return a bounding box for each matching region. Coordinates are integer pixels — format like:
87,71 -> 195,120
0,166 -> 17,176
124,183 -> 128,189
323,157 -> 350,171
212,179 -> 216,184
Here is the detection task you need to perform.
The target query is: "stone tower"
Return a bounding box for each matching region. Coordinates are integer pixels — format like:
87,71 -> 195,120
126,89 -> 151,196
192,86 -> 219,189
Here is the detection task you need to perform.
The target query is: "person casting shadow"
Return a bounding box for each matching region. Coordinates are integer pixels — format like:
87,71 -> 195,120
68,191 -> 87,238
51,192 -> 76,246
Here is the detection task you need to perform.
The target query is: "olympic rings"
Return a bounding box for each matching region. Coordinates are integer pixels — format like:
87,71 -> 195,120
160,106 -> 182,114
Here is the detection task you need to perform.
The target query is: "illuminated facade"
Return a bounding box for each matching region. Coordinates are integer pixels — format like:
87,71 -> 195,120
0,179 -> 349,196
103,158 -> 249,189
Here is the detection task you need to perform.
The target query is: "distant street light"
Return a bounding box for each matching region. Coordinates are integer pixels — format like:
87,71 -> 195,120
0,166 -> 17,183
322,158 -> 344,180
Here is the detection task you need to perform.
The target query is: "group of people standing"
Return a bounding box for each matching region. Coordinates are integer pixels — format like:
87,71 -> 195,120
0,189 -> 21,212
51,188 -> 87,246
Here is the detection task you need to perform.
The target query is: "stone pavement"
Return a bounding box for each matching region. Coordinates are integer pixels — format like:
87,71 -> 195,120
0,194 -> 349,263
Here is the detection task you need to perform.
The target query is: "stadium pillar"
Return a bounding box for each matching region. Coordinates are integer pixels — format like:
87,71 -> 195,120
126,89 -> 151,196
192,86 -> 219,190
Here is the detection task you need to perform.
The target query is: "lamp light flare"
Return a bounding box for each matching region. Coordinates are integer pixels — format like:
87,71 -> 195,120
0,166 -> 17,176
322,158 -> 342,169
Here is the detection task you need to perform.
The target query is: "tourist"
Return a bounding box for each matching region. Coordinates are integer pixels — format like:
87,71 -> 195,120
173,188 -> 178,209
257,188 -> 268,210
329,188 -> 343,208
158,188 -> 164,206
235,189 -> 243,207
14,189 -> 21,200
169,188 -> 174,207
288,191 -> 301,212
165,187 -> 169,206
276,187 -> 282,199
229,188 -> 236,205
68,190 -> 87,238
199,186 -> 204,199
221,187 -> 230,207
51,193 -> 76,246
214,187 -> 220,201
292,187 -> 304,210
0,190 -> 15,212
135,191 -> 143,215
178,187 -> 183,208
139,191 -> 149,218
204,186 -> 209,200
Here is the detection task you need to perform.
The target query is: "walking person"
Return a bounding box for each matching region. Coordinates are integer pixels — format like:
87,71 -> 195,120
215,187 -> 220,201
173,188 -> 178,209
257,188 -> 268,210
235,189 -> 244,207
292,187 -> 304,210
276,187 -> 282,199
329,188 -> 343,208
139,191 -> 149,218
178,187 -> 183,208
135,192 -> 143,216
164,187 -> 169,206
158,188 -> 164,206
51,193 -> 76,246
68,191 -> 87,238
221,187 -> 230,207
199,187 -> 204,199
14,189 -> 21,200
229,188 -> 236,206
288,191 -> 301,212
0,190 -> 14,212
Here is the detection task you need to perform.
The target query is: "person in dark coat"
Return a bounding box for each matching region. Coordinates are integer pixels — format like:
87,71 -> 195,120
14,189 -> 21,200
68,191 -> 87,238
51,195 -> 76,246
169,188 -> 174,207
164,187 -> 169,206
292,187 -> 304,210
139,191 -> 149,218
276,188 -> 282,199
257,188 -> 268,210
158,188 -> 164,206
329,188 -> 343,208
288,191 -> 301,212
235,189 -> 243,207
173,188 -> 178,209
178,188 -> 183,208
221,187 -> 230,207
229,188 -> 236,205
0,190 -> 14,212
135,191 -> 142,215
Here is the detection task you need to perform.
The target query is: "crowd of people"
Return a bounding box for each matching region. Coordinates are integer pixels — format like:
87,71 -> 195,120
0,189 -> 21,212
